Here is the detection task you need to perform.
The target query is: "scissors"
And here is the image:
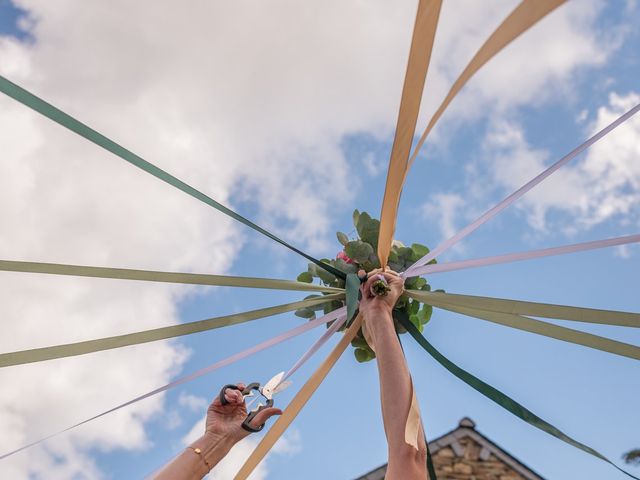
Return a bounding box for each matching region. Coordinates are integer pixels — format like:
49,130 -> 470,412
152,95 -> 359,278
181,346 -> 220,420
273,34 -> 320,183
219,372 -> 291,433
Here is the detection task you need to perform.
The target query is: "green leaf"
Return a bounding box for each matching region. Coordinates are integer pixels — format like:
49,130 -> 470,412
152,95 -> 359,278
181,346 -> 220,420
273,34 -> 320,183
411,243 -> 430,261
354,348 -> 375,363
316,265 -> 337,285
352,209 -> 360,227
410,314 -> 424,332
345,241 -> 374,263
297,271 -> 313,283
418,304 -> 433,324
294,308 -> 315,319
357,216 -> 380,248
414,277 -> 427,289
336,231 -> 349,246
410,299 -> 420,315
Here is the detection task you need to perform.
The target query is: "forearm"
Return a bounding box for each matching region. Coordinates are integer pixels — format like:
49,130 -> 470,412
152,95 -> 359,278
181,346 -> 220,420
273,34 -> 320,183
367,310 -> 413,450
154,432 -> 235,480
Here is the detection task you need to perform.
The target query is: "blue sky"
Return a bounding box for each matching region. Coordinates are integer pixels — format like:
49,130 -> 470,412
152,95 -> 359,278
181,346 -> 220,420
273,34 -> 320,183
0,1 -> 639,479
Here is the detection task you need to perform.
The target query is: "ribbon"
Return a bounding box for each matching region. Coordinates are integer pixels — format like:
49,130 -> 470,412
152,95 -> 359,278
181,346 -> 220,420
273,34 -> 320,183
399,316 -> 640,480
406,0 -> 566,173
410,233 -> 640,277
0,75 -> 345,280
377,0 -> 442,268
0,293 -> 344,368
406,290 -> 640,328
0,259 -> 341,293
282,274 -> 358,381
234,314 -> 363,480
0,307 -> 346,461
404,101 -> 640,276
432,303 -> 640,362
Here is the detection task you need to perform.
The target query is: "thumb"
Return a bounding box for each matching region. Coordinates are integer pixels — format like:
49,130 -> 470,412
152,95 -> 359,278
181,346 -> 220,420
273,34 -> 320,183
249,407 -> 282,428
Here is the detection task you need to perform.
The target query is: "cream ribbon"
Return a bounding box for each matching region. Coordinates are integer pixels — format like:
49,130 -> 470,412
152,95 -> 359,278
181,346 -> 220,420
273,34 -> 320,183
234,314 -> 363,480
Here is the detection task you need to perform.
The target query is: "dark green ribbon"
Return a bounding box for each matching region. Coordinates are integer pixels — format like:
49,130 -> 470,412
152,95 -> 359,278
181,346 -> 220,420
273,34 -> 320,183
0,75 -> 344,280
399,316 -> 639,480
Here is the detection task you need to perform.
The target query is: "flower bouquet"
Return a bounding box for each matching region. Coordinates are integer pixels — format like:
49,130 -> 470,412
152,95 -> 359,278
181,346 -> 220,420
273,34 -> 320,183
295,210 -> 439,362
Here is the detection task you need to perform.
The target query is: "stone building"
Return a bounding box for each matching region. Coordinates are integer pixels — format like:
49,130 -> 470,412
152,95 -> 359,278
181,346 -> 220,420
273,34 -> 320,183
355,417 -> 545,480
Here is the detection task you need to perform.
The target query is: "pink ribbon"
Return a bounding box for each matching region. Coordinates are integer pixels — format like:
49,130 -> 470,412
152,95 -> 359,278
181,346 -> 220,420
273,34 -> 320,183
409,233 -> 640,276
0,307 -> 345,460
404,102 -> 640,277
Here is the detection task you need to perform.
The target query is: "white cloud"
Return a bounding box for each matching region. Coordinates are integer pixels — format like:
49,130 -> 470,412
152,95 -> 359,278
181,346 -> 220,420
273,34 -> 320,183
180,418 -> 301,480
480,91 -> 640,234
421,193 -> 466,241
0,1 -> 634,478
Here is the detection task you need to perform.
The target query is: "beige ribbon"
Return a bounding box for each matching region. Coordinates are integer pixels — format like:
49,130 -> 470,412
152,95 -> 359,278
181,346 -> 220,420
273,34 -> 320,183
378,0 -> 566,269
234,314 -> 363,480
407,291 -> 640,361
377,0 -> 442,268
0,293 -> 344,367
0,259 -> 339,293
406,0 -> 566,171
406,290 -> 640,328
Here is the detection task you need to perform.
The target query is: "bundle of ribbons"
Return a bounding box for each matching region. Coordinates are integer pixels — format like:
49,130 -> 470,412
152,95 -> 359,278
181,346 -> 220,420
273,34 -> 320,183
0,0 -> 639,478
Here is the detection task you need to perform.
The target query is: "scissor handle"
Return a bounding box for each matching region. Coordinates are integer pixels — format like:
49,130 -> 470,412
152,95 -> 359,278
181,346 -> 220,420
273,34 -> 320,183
242,397 -> 274,433
218,383 -> 274,433
219,382 -> 260,405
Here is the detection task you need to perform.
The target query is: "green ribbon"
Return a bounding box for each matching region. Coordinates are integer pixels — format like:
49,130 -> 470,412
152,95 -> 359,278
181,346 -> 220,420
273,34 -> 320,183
406,291 -> 640,362
0,259 -> 340,293
399,316 -> 640,480
0,293 -> 343,368
0,75 -> 345,280
345,273 -> 360,324
406,290 -> 640,328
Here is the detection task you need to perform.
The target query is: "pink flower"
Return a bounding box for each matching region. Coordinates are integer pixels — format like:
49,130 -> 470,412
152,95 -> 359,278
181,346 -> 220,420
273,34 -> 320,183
336,251 -> 354,264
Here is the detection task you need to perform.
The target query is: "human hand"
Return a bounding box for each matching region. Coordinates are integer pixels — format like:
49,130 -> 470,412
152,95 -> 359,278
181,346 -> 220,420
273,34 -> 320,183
359,269 -> 404,320
205,383 -> 282,443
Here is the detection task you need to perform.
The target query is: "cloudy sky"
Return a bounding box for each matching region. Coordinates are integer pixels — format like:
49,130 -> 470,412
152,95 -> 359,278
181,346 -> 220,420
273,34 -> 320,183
0,0 -> 638,479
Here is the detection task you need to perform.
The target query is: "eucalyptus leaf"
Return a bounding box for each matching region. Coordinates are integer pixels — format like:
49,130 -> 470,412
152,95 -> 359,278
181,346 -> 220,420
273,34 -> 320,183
297,272 -> 313,283
354,348 -> 375,363
294,308 -> 316,319
336,231 -> 349,246
345,241 -> 374,263
352,209 -> 360,227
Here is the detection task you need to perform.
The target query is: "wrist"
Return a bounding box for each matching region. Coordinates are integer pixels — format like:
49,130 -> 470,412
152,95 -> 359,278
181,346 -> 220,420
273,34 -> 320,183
190,431 -> 236,472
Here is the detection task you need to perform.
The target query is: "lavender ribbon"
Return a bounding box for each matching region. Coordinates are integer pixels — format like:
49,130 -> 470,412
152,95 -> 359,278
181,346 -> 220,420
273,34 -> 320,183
410,233 -> 640,276
404,102 -> 640,277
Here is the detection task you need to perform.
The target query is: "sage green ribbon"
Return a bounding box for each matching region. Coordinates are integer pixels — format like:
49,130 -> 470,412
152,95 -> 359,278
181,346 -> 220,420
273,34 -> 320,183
0,75 -> 344,280
0,259 -> 340,293
0,293 -> 343,368
406,291 -> 640,361
406,290 -> 640,328
399,316 -> 640,480
345,273 -> 360,324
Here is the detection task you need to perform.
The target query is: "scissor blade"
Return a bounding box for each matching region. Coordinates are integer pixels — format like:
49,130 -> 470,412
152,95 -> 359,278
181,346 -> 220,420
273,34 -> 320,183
272,380 -> 292,395
262,371 -> 285,399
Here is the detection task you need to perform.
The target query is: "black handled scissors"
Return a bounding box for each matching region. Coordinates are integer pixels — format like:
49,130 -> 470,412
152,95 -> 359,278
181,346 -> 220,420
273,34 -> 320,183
219,372 -> 290,433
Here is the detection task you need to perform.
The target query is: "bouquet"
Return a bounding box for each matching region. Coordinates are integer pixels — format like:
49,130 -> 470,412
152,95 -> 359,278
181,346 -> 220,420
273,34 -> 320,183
295,210 -> 439,362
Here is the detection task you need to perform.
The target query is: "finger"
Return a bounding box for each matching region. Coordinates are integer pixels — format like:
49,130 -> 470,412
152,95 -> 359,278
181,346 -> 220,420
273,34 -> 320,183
249,407 -> 282,427
225,389 -> 244,405
237,382 -> 246,390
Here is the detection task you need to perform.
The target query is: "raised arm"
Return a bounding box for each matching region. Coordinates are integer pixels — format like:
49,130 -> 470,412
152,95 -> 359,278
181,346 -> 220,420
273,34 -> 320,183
360,271 -> 427,479
154,383 -> 281,480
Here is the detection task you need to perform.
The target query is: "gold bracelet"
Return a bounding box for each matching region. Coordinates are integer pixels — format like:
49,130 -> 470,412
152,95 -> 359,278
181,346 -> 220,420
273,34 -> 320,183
187,446 -> 212,471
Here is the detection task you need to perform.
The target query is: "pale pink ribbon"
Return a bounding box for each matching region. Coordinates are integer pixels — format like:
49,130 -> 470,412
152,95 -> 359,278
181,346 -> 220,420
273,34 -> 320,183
0,307 -> 345,461
282,307 -> 347,382
404,102 -> 640,277
409,233 -> 640,277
